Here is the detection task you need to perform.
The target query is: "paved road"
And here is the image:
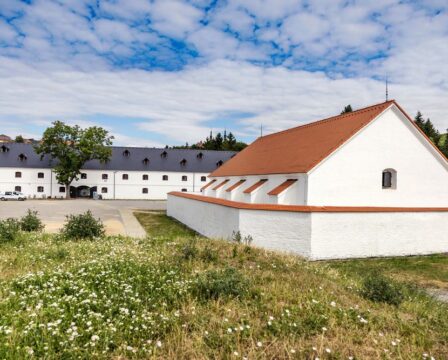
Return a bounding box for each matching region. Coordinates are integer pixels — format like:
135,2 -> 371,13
0,199 -> 166,237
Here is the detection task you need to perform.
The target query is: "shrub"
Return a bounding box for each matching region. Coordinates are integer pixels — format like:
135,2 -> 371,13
231,231 -> 253,246
0,218 -> 21,243
180,239 -> 198,260
360,272 -> 404,306
192,267 -> 250,301
200,246 -> 218,263
61,210 -> 105,240
20,209 -> 44,232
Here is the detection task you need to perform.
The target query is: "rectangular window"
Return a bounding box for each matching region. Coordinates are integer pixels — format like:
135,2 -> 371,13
102,174 -> 108,180
59,187 -> 65,193
122,174 -> 129,180
14,186 -> 21,192
38,172 -> 44,179
37,186 -> 44,193
101,187 -> 108,193
182,175 -> 188,181
15,171 -> 21,178
81,173 -> 87,179
142,188 -> 148,194
142,174 -> 149,180
382,172 -> 392,188
163,175 -> 168,181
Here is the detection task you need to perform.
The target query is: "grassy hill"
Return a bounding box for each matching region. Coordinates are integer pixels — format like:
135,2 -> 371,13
0,212 -> 447,359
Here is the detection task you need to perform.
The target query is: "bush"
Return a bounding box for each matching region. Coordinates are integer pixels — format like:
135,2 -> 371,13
0,218 -> 21,243
61,210 -> 105,240
192,267 -> 250,301
361,272 -> 404,306
20,209 -> 44,232
180,239 -> 198,260
200,246 -> 218,263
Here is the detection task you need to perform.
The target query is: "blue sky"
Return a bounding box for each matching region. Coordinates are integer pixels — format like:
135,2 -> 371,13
0,0 -> 447,147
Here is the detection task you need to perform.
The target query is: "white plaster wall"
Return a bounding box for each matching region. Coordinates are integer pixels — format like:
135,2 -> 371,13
167,194 -> 240,238
308,106 -> 448,207
205,174 -> 306,205
0,167 -> 209,200
310,211 -> 448,260
239,209 -> 311,256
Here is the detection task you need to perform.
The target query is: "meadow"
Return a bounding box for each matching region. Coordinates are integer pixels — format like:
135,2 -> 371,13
0,211 -> 446,359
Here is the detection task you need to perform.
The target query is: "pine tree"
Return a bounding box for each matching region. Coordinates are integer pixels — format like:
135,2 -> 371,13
341,105 -> 353,114
214,132 -> 223,150
442,131 -> 448,158
414,111 -> 425,130
423,118 -> 440,144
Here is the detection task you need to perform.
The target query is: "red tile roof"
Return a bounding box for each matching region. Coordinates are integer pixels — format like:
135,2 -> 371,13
211,100 -> 397,177
212,179 -> 229,190
243,179 -> 268,194
201,179 -> 216,191
267,179 -> 298,195
170,192 -> 448,213
225,179 -> 246,192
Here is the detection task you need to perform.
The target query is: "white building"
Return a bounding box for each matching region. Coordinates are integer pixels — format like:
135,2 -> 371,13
168,100 -> 448,259
0,144 -> 235,200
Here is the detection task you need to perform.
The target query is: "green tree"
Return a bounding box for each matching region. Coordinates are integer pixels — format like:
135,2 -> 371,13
423,118 -> 440,144
214,132 -> 223,150
34,121 -> 113,198
442,132 -> 448,158
15,135 -> 24,143
341,105 -> 353,114
414,111 -> 425,130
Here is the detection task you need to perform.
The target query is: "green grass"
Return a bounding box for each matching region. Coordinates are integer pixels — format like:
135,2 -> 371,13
326,254 -> 448,289
0,212 -> 447,359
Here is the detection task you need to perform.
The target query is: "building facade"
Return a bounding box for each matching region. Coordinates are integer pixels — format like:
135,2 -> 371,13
0,144 -> 235,200
168,101 -> 448,259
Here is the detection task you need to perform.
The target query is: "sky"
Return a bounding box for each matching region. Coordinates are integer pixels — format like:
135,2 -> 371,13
0,0 -> 447,147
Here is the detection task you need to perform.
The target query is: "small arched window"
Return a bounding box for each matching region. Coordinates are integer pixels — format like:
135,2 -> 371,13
123,149 -> 130,157
180,158 -> 187,166
0,145 -> 9,153
162,175 -> 168,181
197,152 -> 203,159
216,160 -> 223,167
382,169 -> 397,189
142,157 -> 150,165
201,176 -> 207,182
161,151 -> 167,158
18,153 -> 27,161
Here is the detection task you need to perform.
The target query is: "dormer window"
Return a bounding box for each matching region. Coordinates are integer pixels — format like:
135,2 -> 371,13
0,145 -> 9,153
161,151 -> 167,158
216,160 -> 223,167
142,157 -> 150,165
382,169 -> 397,189
197,152 -> 203,159
18,153 -> 27,161
180,158 -> 187,166
123,149 -> 130,157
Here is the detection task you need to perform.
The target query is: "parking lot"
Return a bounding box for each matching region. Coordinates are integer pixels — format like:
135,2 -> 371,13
0,199 -> 166,237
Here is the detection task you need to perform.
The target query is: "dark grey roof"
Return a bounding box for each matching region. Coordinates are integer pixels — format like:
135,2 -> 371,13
0,143 -> 236,173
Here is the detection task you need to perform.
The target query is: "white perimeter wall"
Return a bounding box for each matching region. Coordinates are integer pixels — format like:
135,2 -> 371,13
0,168 -> 209,199
204,174 -> 308,205
168,194 -> 448,260
308,106 -> 448,207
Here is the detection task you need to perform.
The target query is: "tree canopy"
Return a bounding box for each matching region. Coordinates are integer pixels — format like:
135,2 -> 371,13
341,105 -> 353,114
34,121 -> 113,198
414,111 -> 447,158
173,130 -> 247,152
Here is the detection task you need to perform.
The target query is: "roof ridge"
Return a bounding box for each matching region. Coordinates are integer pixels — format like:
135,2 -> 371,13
261,100 -> 395,140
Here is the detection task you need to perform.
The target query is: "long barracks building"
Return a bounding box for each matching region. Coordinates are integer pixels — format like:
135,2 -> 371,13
0,143 -> 235,199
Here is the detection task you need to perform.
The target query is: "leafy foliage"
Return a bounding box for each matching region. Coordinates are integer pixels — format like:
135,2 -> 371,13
34,121 -> 113,197
20,209 -> 44,232
0,218 -> 21,243
360,272 -> 404,306
172,130 -> 247,151
61,211 -> 105,240
341,104 -> 353,114
192,267 -> 250,301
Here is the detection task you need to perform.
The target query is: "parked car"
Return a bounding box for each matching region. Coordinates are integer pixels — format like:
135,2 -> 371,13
0,191 -> 27,201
